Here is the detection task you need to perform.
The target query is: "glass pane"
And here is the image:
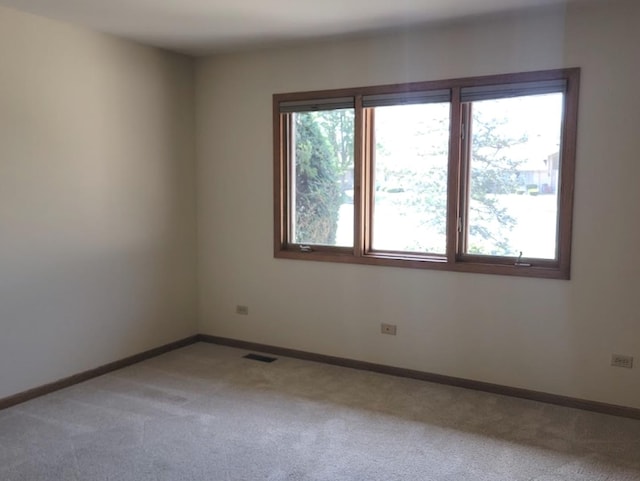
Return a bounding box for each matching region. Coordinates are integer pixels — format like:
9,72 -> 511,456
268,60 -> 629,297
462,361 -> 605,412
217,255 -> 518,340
291,109 -> 354,247
466,93 -> 563,259
371,103 -> 450,254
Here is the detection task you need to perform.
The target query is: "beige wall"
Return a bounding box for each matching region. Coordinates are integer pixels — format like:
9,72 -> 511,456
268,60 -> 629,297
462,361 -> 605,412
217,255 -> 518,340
196,1 -> 640,409
0,7 -> 197,398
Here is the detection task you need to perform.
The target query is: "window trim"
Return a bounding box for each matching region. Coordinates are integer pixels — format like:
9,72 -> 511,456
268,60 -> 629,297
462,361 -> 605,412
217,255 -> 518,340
273,68 -> 580,280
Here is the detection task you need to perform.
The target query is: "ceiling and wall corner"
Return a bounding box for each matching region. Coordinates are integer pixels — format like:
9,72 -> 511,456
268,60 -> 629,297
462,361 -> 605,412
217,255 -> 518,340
0,0 -> 603,55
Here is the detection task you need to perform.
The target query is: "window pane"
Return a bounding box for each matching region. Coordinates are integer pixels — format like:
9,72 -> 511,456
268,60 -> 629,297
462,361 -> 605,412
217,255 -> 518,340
371,103 -> 450,254
466,93 -> 563,259
291,109 -> 354,247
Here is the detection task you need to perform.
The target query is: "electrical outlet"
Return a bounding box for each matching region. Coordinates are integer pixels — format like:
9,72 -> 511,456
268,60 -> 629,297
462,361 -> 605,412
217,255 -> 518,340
236,305 -> 249,315
381,323 -> 397,335
611,354 -> 633,369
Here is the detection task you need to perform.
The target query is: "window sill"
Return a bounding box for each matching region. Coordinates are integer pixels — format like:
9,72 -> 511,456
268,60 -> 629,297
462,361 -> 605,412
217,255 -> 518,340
274,248 -> 569,280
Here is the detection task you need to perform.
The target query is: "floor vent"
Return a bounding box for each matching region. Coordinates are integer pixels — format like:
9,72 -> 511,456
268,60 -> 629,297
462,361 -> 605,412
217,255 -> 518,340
243,353 -> 277,363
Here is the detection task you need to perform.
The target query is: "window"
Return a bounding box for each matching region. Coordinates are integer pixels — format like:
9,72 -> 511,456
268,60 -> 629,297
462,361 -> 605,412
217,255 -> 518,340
274,69 -> 579,279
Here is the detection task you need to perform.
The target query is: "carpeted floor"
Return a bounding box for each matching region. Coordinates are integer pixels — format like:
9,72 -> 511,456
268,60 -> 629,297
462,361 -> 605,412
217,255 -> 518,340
1,343 -> 639,481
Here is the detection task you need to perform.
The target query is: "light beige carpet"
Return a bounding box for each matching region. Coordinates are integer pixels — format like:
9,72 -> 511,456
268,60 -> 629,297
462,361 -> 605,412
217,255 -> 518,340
1,342 -> 639,480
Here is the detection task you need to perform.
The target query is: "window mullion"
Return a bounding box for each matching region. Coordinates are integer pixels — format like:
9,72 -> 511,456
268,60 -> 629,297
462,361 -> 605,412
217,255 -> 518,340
458,103 -> 473,258
286,113 -> 296,245
275,113 -> 291,249
353,95 -> 365,257
359,104 -> 375,256
446,88 -> 463,264
363,108 -> 376,256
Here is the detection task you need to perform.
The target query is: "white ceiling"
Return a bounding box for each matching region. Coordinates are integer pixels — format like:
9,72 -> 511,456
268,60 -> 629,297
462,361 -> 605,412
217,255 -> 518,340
0,0 -> 591,56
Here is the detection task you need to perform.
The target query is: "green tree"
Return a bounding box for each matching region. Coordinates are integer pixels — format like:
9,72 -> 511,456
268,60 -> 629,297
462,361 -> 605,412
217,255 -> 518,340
294,112 -> 343,245
316,110 -> 354,190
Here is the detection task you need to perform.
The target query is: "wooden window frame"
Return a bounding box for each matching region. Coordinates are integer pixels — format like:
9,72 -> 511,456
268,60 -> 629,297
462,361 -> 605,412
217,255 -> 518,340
273,68 -> 580,280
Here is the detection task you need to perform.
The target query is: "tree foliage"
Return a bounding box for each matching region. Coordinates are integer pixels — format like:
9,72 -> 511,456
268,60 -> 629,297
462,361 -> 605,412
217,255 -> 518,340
467,111 -> 527,255
316,110 -> 354,188
294,112 -> 343,245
